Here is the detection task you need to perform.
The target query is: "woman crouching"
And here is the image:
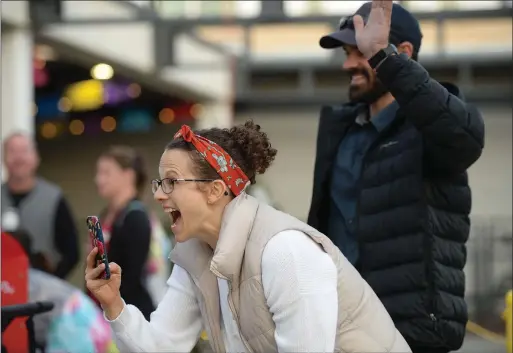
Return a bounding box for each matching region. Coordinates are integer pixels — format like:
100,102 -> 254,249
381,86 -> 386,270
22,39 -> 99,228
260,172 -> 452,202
86,120 -> 411,353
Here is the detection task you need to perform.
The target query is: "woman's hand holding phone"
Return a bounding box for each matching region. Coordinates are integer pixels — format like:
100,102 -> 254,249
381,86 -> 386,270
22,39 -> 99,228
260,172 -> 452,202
85,247 -> 124,320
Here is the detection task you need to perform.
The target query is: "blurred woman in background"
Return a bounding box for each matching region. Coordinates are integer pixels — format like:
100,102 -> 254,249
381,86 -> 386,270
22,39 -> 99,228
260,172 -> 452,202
91,146 -> 155,319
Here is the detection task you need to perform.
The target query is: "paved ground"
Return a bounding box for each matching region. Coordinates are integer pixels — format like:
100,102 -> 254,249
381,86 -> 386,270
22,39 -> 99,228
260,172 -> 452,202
196,333 -> 506,353
456,334 -> 505,353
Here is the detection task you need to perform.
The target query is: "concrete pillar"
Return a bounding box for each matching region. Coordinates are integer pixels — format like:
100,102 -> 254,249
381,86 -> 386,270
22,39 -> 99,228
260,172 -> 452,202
1,28 -> 34,181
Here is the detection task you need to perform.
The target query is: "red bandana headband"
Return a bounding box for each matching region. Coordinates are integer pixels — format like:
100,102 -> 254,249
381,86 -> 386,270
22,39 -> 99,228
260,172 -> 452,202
173,125 -> 250,196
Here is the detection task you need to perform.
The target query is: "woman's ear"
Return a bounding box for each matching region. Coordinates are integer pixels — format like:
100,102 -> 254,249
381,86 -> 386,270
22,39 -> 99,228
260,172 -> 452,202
397,41 -> 414,58
207,179 -> 228,204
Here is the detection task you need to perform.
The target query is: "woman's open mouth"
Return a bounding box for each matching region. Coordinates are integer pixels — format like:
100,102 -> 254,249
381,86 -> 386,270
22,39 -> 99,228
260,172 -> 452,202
170,210 -> 182,230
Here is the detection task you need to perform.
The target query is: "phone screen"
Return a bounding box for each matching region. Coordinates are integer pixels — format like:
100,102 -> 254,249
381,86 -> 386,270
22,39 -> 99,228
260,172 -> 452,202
86,216 -> 111,280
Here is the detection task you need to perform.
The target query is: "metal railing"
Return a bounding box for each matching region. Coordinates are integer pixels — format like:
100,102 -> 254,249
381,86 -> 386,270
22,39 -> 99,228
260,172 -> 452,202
173,7 -> 512,75
141,0 -> 512,20
467,215 -> 513,332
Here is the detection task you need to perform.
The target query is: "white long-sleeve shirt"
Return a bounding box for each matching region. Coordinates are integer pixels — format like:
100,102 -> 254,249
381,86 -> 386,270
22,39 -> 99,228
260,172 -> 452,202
107,230 -> 338,352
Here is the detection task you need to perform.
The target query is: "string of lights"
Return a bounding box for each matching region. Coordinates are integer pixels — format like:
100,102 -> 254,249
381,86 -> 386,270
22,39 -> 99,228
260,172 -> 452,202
33,47 -> 201,140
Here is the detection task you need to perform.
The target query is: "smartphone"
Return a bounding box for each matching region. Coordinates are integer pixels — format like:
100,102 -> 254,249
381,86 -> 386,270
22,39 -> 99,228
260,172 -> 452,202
86,216 -> 111,280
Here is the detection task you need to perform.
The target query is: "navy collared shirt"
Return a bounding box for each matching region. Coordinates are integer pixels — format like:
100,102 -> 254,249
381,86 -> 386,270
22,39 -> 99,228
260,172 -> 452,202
328,101 -> 399,265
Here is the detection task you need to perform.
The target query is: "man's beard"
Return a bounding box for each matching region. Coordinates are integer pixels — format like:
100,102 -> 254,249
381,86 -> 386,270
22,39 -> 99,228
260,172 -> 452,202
348,69 -> 389,104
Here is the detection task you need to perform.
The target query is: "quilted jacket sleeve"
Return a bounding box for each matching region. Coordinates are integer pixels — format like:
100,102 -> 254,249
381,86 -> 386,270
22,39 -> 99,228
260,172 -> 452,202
377,54 -> 485,175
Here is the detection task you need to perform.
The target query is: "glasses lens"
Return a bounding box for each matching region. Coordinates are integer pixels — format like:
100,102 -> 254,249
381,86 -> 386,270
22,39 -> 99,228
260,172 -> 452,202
151,180 -> 159,194
162,179 -> 174,194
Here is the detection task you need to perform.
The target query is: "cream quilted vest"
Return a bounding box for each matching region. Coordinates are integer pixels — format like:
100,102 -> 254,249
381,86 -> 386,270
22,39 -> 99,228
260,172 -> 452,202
170,193 -> 411,353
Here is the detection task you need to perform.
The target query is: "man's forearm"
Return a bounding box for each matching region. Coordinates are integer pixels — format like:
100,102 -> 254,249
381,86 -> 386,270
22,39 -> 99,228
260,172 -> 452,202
376,54 -> 484,174
376,53 -> 441,109
375,53 -> 479,133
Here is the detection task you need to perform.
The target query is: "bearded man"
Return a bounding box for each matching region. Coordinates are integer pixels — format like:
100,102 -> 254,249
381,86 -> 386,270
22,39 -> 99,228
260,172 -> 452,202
307,1 -> 484,352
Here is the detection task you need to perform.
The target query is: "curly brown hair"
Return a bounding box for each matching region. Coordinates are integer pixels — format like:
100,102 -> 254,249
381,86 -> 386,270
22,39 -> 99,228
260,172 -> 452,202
166,120 -> 277,185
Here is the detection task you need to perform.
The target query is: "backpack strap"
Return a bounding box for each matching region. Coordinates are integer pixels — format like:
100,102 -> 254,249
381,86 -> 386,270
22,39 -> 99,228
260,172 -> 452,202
113,200 -> 147,230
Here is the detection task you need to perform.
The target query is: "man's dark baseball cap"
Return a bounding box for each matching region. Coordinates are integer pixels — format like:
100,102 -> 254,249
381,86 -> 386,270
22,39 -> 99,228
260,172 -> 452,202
319,2 -> 422,53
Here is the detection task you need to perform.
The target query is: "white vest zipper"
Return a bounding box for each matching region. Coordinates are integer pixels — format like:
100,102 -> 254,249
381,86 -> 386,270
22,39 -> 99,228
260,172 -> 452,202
211,268 -> 254,353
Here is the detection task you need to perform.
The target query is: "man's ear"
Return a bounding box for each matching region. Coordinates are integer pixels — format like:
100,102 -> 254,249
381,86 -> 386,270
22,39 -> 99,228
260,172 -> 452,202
208,179 -> 228,204
397,41 -> 414,59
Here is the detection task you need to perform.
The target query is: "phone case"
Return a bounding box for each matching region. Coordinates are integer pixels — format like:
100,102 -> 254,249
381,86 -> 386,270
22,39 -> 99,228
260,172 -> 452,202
86,216 -> 111,280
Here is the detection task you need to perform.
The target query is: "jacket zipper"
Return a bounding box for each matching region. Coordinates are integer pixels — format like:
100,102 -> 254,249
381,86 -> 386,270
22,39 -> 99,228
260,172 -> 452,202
357,113 -> 438,325
430,313 -> 438,332
422,182 -> 438,325
356,137 -> 384,269
211,268 -> 254,353
356,115 -> 401,270
172,255 -> 224,353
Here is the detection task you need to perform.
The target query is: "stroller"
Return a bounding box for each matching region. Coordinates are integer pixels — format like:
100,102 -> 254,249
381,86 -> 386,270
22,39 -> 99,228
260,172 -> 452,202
1,232 -> 54,353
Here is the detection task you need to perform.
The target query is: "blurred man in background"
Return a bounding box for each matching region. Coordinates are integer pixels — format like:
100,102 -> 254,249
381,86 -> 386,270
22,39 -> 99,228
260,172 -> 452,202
308,1 -> 484,352
1,132 -> 79,279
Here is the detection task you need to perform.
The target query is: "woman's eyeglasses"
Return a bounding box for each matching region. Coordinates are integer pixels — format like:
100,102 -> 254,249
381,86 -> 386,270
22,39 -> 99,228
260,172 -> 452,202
151,178 -> 217,194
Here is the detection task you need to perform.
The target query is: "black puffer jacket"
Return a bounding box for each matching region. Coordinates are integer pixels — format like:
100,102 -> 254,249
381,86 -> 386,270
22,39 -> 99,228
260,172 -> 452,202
308,54 -> 484,351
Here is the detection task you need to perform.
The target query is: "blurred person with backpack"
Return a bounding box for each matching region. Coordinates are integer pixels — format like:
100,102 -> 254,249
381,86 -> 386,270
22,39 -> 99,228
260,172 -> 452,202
1,132 -> 79,279
111,198 -> 172,304
91,146 -> 169,319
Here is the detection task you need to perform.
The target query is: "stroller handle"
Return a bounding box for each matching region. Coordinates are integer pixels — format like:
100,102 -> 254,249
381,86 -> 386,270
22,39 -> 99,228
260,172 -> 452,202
1,301 -> 54,333
2,301 -> 54,319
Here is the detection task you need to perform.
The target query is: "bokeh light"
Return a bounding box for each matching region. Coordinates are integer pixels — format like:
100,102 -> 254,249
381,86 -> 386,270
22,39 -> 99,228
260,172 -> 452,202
101,116 -> 117,132
91,63 -> 114,80
159,108 -> 175,124
126,83 -> 141,98
41,122 -> 57,139
34,59 -> 46,70
69,120 -> 85,135
58,97 -> 72,112
190,104 -> 203,119
64,80 -> 104,111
